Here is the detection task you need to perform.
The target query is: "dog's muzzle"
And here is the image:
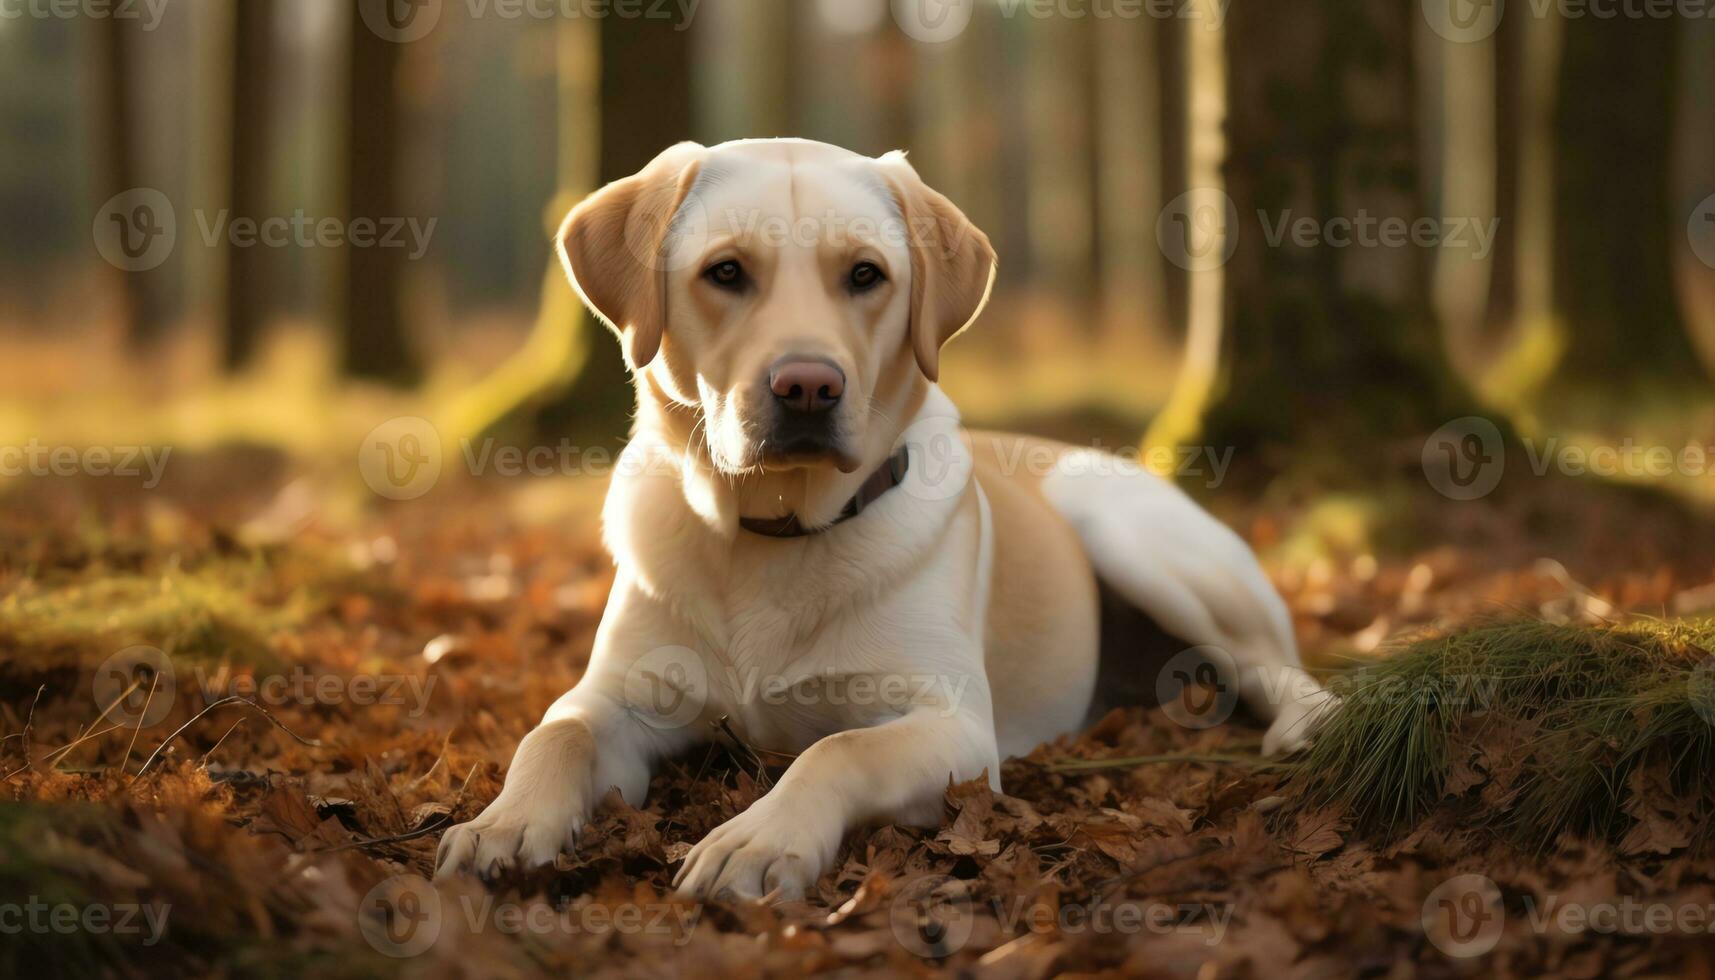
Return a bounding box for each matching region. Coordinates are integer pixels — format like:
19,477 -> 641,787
763,355 -> 853,466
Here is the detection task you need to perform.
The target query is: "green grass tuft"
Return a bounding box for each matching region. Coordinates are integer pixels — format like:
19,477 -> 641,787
1290,618 -> 1715,848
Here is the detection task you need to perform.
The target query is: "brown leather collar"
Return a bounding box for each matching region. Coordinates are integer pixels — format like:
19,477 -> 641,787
738,448 -> 910,538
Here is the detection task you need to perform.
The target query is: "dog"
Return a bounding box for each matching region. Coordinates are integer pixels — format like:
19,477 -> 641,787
435,139 -> 1332,899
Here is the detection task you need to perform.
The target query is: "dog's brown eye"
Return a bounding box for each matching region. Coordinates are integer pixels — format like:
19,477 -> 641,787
704,260 -> 746,290
848,261 -> 885,292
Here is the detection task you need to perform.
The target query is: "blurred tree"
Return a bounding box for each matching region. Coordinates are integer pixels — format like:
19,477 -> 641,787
1094,13 -> 1169,352
1022,12 -> 1094,330
1424,7 -> 1563,422
443,20 -> 599,443
4,23 -> 84,288
1481,9 -> 1564,419
1549,14 -> 1708,400
1156,18 -> 1188,335
907,10 -> 993,234
797,4 -> 911,154
944,10 -> 1022,300
225,0 -> 275,371
341,5 -> 418,383
1422,5 -> 1498,380
1199,0 -> 1467,452
450,12 -> 693,447
1143,15 -> 1223,456
93,14 -> 173,347
1671,15 -> 1715,377
691,0 -> 791,141
534,11 -> 694,444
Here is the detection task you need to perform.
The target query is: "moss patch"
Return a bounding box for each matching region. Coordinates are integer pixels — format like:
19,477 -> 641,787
0,552 -> 359,677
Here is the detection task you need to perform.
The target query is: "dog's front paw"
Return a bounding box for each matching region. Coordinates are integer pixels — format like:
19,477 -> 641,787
434,720 -> 596,878
672,798 -> 839,902
434,793 -> 585,879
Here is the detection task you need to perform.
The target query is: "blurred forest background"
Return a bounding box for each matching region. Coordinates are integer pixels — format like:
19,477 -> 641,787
10,6 -> 1715,973
2,0 -> 1714,491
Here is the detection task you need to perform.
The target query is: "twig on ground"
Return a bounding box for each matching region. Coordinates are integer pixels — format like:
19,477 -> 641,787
405,734 -> 452,793
1090,839 -> 1226,905
197,719 -> 249,769
132,696 -> 323,780
28,674 -> 147,775
119,669 -> 161,772
450,761 -> 481,811
0,685 -> 47,780
84,675 -> 145,739
1041,753 -> 1285,773
37,725 -> 123,770
314,812 -> 455,853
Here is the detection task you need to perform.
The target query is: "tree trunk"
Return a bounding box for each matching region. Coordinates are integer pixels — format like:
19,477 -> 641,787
1204,0 -> 1464,451
1550,13 -> 1707,397
442,20 -> 600,443
1419,4 -> 1564,418
532,8 -> 695,445
1671,10 -> 1715,377
692,0 -> 791,142
1418,0 -> 1497,380
94,14 -> 174,348
1094,12 -> 1169,352
1481,8 -> 1566,415
225,0 -> 274,371
796,7 -> 910,155
1021,13 -> 1095,335
341,7 -> 417,383
1142,15 -> 1224,455
904,5 -> 1003,242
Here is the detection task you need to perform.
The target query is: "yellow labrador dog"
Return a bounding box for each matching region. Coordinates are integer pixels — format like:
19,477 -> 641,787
436,139 -> 1330,899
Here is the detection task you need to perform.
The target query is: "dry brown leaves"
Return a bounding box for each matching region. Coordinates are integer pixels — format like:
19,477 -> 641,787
3,469 -> 1715,978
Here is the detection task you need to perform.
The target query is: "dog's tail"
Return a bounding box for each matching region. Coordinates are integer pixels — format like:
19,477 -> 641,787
1039,449 -> 1332,755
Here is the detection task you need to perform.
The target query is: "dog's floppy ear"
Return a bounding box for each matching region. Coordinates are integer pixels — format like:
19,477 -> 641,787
556,141 -> 706,370
877,151 -> 997,383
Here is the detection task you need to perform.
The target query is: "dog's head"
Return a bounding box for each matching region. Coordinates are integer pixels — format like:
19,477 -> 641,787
558,139 -> 995,476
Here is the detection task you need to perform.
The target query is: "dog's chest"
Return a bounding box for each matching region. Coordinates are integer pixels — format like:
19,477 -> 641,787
691,543 -> 931,751
718,547 -> 901,671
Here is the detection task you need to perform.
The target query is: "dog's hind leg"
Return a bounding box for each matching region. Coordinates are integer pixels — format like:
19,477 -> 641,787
1042,451 -> 1333,755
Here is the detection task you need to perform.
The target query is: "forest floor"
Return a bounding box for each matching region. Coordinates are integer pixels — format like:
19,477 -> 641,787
5,448 -> 1715,979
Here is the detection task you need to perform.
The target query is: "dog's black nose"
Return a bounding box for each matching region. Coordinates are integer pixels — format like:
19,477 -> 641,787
769,357 -> 844,414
